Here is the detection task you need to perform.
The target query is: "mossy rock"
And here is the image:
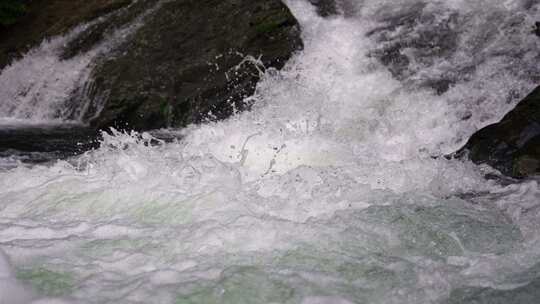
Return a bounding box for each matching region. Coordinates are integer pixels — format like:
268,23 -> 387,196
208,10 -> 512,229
87,0 -> 302,130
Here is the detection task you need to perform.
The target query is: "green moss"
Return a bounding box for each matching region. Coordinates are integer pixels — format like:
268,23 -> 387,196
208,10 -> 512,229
255,21 -> 280,34
176,267 -> 294,304
0,0 -> 27,26
16,267 -> 74,297
80,238 -> 146,257
159,99 -> 173,126
253,15 -> 289,35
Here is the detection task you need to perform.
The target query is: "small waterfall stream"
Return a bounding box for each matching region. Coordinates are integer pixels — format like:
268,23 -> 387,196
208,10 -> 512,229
0,0 -> 162,125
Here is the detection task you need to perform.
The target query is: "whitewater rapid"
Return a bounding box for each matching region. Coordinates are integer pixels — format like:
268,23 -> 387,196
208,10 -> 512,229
1,0 -> 540,303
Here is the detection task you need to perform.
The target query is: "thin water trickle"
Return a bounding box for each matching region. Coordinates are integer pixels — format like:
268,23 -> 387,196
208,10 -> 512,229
1,0 -> 540,303
0,0 -> 163,124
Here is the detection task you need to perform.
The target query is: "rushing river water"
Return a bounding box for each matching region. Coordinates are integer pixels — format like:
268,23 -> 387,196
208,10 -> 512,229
1,0 -> 540,303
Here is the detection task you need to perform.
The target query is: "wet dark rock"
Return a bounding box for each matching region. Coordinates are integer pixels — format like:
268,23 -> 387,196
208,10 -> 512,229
307,0 -> 359,18
86,0 -> 302,130
0,125 -> 100,162
0,0 -> 27,27
0,0 -> 133,70
308,0 -> 339,17
0,125 -> 184,166
456,86 -> 540,178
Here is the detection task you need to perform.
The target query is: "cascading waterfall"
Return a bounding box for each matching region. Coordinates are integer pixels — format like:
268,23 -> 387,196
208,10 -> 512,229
0,0 -> 161,125
0,0 -> 539,303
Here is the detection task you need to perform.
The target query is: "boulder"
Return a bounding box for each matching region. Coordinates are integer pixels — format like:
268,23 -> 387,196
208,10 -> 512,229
85,0 -> 303,130
457,86 -> 540,178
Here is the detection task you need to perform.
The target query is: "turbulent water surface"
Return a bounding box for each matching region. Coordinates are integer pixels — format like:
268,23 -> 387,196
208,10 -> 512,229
1,0 -> 540,303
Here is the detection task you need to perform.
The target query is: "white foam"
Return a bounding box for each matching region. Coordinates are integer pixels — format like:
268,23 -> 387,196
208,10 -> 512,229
0,249 -> 34,304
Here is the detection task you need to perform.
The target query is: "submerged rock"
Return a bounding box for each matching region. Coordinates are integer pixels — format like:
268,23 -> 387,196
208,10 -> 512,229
0,125 -> 100,165
445,275 -> 540,304
308,0 -> 339,17
457,86 -> 540,178
86,0 -> 302,130
0,125 -> 183,166
307,0 -> 358,17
